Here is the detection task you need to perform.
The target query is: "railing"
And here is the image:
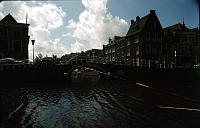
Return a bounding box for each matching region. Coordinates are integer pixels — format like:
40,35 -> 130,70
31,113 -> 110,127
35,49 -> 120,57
66,56 -> 176,69
0,56 -> 177,70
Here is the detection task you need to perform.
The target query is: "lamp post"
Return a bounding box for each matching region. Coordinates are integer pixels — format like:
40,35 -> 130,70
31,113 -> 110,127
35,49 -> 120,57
31,40 -> 35,62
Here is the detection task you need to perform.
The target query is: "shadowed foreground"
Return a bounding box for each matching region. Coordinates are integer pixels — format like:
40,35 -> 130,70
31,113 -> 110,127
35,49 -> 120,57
1,79 -> 200,128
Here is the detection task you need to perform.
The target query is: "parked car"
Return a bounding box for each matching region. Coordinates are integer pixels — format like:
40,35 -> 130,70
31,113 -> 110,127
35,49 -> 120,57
0,58 -> 22,65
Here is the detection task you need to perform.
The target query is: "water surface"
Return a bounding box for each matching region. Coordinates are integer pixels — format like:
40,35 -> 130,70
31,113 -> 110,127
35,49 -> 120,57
1,80 -> 200,128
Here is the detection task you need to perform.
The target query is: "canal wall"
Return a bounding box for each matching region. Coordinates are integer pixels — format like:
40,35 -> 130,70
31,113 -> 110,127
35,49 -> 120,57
0,64 -> 69,84
0,63 -> 199,84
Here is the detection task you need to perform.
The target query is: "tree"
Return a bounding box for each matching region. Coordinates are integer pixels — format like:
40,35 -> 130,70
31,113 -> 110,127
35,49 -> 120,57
35,53 -> 43,62
52,54 -> 57,59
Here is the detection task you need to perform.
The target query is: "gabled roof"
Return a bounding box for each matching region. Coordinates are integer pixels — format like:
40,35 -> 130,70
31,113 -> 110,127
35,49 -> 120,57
126,14 -> 150,36
0,13 -> 17,23
164,23 -> 189,33
190,27 -> 199,32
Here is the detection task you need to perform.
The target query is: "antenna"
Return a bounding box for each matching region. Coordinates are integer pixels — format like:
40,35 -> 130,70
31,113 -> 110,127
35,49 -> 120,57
26,14 -> 28,24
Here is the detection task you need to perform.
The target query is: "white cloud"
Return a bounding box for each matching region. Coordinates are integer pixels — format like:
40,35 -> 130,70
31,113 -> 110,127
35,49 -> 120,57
0,3 -> 4,19
70,40 -> 86,53
66,0 -> 128,52
29,3 -> 66,30
28,24 -> 67,58
0,1 -> 67,60
0,0 -> 129,58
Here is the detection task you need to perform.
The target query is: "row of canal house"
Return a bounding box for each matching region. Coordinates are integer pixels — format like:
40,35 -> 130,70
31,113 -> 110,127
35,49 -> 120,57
103,10 -> 200,68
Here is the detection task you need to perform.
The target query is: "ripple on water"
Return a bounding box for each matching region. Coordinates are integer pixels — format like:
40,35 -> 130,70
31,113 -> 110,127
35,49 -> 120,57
1,81 -> 200,128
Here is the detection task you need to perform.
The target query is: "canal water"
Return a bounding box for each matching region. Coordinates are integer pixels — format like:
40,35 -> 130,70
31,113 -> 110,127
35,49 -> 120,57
1,79 -> 200,128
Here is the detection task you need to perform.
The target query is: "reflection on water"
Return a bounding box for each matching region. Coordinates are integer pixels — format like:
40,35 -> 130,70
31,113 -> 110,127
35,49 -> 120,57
71,68 -> 100,82
1,80 -> 200,128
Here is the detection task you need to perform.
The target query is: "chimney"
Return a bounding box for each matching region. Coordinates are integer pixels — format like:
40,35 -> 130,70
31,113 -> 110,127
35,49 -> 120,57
109,38 -> 111,44
182,18 -> 185,27
150,10 -> 155,14
131,20 -> 134,24
136,16 -> 140,21
26,14 -> 28,24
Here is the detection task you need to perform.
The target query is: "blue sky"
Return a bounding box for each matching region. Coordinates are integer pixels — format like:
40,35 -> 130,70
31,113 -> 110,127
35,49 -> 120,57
107,0 -> 198,28
0,0 -> 198,59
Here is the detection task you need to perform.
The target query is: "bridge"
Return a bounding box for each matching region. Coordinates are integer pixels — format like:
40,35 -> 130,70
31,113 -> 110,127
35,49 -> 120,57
0,57 -> 199,83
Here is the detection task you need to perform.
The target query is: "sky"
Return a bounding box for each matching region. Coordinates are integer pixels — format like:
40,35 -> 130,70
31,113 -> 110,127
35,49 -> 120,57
0,0 -> 199,60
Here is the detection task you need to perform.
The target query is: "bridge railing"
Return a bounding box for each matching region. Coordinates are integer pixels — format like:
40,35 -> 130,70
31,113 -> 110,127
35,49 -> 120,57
67,56 -> 176,69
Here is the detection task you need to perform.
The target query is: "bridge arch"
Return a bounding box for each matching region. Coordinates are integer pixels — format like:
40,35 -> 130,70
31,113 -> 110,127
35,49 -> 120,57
66,63 -> 108,79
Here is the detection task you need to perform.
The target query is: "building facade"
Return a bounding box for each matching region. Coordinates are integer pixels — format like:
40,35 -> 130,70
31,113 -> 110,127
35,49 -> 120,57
0,14 -> 30,60
125,10 -> 163,66
103,10 -> 199,68
103,10 -> 163,67
164,23 -> 200,68
85,49 -> 103,62
103,36 -> 123,64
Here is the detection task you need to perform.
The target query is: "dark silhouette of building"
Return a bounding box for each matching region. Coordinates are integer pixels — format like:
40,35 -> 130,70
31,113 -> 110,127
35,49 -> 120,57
0,14 -> 30,60
85,49 -> 103,62
125,10 -> 163,66
103,10 -> 200,68
103,36 -> 125,64
164,23 -> 200,68
103,10 -> 163,66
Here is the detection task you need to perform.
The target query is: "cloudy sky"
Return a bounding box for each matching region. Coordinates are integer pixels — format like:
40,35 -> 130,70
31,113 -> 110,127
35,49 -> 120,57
0,0 -> 198,59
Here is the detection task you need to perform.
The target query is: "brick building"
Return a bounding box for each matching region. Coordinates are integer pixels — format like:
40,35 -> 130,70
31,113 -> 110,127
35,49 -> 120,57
103,10 -> 163,66
103,10 -> 199,68
85,49 -> 103,62
164,23 -> 200,68
125,10 -> 163,66
103,36 -> 124,63
0,14 -> 30,60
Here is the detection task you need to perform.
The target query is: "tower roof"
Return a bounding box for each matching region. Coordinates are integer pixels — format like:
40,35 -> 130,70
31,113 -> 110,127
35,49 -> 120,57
0,13 -> 17,23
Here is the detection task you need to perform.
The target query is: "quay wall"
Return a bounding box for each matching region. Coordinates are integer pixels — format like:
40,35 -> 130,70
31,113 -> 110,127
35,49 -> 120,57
0,64 -> 199,84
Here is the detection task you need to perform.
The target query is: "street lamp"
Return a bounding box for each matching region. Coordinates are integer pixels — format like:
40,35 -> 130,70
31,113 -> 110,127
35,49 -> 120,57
31,40 -> 35,62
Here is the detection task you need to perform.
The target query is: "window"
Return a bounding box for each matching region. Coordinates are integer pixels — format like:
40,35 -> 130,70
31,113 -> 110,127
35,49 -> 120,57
121,43 -> 124,48
105,50 -> 108,54
0,28 -> 7,37
146,33 -> 150,40
116,44 -> 119,49
14,30 -> 21,37
112,55 -> 115,61
146,45 -> 151,54
127,48 -> 130,56
136,46 -> 139,55
136,58 -> 140,66
136,26 -> 140,30
157,33 -> 162,41
135,39 -> 139,43
23,29 -> 28,36
14,40 -> 22,51
112,48 -> 115,53
0,40 -> 8,50
109,49 -> 111,53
